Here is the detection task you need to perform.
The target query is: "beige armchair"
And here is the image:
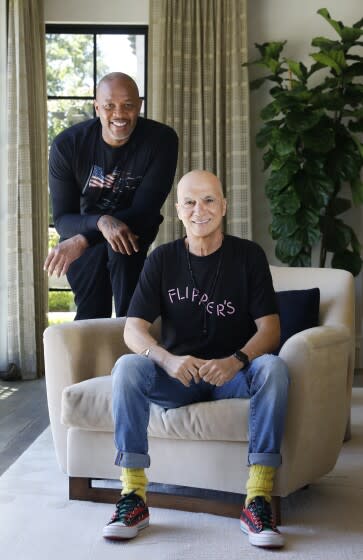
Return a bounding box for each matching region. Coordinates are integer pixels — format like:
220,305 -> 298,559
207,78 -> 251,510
44,266 -> 355,522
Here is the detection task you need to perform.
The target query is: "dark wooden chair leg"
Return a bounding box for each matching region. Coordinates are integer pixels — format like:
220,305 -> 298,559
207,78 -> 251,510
344,414 -> 351,442
147,491 -> 241,518
271,496 -> 281,526
69,476 -> 120,504
69,477 -> 283,524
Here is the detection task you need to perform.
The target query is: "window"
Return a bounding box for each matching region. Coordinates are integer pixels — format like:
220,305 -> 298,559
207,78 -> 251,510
45,25 -> 147,323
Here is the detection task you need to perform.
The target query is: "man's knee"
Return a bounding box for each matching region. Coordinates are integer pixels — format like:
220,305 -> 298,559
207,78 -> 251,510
253,354 -> 290,391
267,354 -> 290,389
111,354 -> 153,392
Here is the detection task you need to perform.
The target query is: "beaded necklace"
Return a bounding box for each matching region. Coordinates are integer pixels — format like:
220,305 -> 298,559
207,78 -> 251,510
185,238 -> 224,335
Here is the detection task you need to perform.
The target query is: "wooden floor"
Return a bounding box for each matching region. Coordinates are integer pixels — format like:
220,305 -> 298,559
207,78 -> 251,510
0,373 -> 362,477
0,378 -> 49,476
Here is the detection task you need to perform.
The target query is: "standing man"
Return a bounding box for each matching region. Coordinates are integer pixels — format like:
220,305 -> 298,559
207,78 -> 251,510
103,170 -> 289,548
44,72 -> 178,319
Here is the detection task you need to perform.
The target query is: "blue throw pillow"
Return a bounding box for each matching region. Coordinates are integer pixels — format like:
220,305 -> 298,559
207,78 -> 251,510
275,288 -> 320,353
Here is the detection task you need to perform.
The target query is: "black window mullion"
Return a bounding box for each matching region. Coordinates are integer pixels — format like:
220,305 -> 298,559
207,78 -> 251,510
48,96 -> 94,101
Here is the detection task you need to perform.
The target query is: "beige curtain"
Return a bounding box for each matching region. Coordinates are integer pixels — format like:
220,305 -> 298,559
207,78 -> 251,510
7,0 -> 48,379
148,0 -> 251,244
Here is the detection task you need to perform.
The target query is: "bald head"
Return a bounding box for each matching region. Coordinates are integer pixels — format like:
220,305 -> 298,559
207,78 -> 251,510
177,170 -> 224,200
94,72 -> 142,147
176,170 -> 227,243
96,72 -> 139,100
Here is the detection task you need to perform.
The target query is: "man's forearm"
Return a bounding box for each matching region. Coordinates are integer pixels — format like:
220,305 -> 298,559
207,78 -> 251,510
124,318 -> 171,370
239,314 -> 281,363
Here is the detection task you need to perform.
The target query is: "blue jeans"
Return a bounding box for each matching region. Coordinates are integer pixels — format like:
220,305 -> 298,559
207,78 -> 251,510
111,353 -> 289,469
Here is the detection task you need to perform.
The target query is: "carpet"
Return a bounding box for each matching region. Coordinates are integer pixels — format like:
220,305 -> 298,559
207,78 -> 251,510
1,390 -> 363,560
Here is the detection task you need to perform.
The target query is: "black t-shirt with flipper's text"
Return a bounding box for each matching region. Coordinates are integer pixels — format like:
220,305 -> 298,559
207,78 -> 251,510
127,235 -> 277,359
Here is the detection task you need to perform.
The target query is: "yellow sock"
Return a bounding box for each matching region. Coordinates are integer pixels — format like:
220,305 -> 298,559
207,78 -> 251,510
245,464 -> 276,506
120,468 -> 148,502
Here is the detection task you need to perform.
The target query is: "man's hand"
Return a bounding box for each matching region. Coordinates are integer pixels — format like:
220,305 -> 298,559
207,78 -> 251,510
97,215 -> 139,255
198,356 -> 242,387
163,354 -> 207,387
44,234 -> 89,277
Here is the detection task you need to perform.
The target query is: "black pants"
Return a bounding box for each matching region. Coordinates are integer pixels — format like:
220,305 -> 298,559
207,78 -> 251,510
66,238 -> 152,320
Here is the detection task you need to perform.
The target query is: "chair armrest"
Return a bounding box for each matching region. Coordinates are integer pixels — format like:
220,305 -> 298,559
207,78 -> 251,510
44,318 -> 129,384
43,318 -> 128,472
277,325 -> 352,494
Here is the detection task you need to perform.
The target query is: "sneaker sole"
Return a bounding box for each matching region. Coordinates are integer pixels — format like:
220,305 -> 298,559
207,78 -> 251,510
240,520 -> 284,548
103,518 -> 149,540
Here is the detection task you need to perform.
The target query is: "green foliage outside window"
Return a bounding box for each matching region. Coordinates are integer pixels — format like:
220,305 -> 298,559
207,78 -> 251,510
48,291 -> 75,312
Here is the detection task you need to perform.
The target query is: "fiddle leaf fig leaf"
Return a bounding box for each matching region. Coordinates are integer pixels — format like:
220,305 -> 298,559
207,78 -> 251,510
311,37 -> 341,50
348,120 -> 363,133
249,77 -> 269,90
256,122 -> 278,148
350,177 -> 363,205
328,197 -> 351,216
302,125 -> 335,152
317,8 -> 344,37
343,107 -> 363,119
306,226 -> 321,246
343,62 -> 363,80
324,218 -> 352,252
350,229 -> 362,254
331,250 -> 362,276
298,208 -> 320,226
352,17 -> 363,29
270,214 -> 299,239
276,237 -> 303,260
340,27 -> 363,43
260,100 -> 281,120
286,110 -> 323,131
350,134 -> 363,159
265,161 -> 300,196
273,127 -> 298,156
289,252 -> 312,267
310,51 -> 345,74
270,186 -> 300,215
284,59 -> 308,81
255,41 -> 287,60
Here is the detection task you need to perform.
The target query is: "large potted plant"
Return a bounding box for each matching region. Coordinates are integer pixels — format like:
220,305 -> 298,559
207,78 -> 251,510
247,8 -> 363,275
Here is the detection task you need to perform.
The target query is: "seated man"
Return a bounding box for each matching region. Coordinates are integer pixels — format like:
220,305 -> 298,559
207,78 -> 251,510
103,170 -> 289,548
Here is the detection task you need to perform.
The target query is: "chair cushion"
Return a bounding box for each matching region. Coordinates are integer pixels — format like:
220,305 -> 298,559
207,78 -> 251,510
276,287 -> 320,352
61,376 -> 249,443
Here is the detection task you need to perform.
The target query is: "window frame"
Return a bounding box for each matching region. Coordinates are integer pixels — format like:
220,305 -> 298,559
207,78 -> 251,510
46,24 -> 148,114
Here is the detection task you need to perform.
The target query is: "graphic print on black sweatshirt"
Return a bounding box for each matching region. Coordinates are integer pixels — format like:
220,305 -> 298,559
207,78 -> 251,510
83,164 -> 142,212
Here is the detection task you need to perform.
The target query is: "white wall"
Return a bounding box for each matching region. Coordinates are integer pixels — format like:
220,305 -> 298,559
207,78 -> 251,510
0,0 -> 8,370
45,0 -> 148,24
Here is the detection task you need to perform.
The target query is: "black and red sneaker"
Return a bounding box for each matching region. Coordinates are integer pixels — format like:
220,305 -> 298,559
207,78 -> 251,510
240,496 -> 284,548
103,491 -> 149,540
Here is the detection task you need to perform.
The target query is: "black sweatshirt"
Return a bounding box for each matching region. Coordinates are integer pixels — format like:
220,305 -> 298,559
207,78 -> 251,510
49,117 -> 178,245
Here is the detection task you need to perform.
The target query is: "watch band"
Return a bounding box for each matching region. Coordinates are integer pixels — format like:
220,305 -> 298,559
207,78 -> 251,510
233,350 -> 250,368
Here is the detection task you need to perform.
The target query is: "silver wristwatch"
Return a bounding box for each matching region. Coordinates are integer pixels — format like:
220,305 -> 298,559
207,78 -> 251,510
141,347 -> 151,358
